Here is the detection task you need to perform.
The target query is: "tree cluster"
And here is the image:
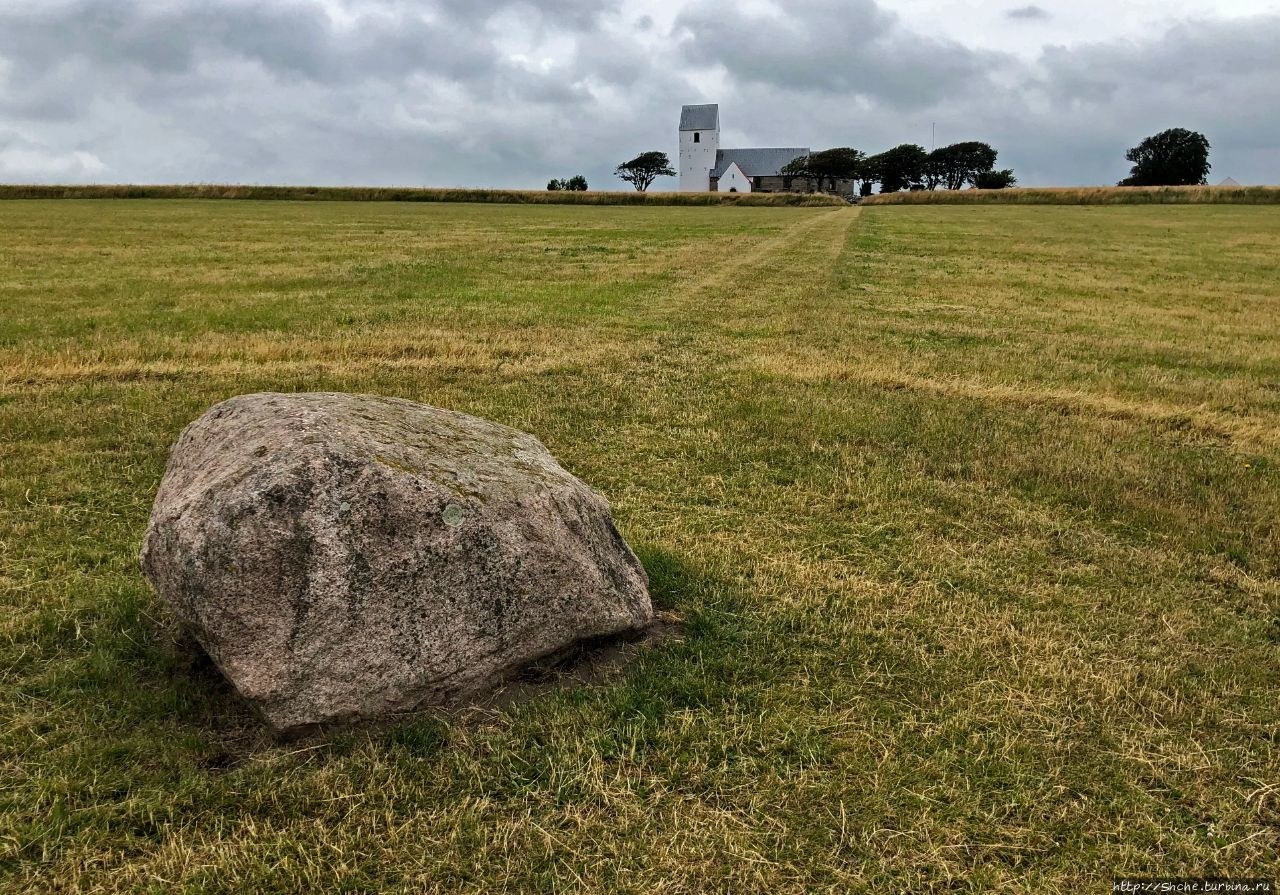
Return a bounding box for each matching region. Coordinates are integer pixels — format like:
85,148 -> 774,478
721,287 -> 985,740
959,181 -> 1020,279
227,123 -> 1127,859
780,148 -> 864,192
547,175 -> 588,191
609,141 -> 1017,195
608,126 -> 1213,196
781,141 -> 1015,195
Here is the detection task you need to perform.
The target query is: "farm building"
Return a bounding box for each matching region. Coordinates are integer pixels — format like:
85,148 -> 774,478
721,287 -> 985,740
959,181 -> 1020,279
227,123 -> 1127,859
678,104 -> 855,195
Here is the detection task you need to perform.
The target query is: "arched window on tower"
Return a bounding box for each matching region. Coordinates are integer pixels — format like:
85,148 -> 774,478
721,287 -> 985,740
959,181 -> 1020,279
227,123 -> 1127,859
694,133 -> 701,143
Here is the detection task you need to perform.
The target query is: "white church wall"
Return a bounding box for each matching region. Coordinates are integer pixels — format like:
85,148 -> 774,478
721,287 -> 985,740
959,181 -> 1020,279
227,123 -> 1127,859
717,163 -> 752,193
679,127 -> 718,192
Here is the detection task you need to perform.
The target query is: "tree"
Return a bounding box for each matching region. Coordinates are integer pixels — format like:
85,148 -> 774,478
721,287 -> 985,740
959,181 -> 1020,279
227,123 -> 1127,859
865,143 -> 928,193
548,175 -> 589,191
974,169 -> 1017,190
614,151 -> 675,192
928,141 -> 998,190
809,147 -> 863,193
780,155 -> 811,191
1118,128 -> 1210,186
922,152 -> 945,190
783,148 -> 863,193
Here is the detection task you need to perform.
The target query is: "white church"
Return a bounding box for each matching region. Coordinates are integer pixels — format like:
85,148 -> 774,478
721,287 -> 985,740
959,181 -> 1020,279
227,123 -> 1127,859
678,104 -> 825,194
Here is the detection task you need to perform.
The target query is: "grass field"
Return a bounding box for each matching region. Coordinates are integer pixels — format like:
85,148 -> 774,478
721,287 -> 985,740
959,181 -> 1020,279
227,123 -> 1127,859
1,200 -> 1278,892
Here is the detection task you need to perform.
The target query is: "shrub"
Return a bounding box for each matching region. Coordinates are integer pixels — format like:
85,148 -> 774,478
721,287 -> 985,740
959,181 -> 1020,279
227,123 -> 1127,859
974,169 -> 1018,190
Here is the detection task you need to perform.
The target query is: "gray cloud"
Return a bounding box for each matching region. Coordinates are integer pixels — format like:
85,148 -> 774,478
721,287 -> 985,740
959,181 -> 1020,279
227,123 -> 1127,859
1006,5 -> 1051,20
674,0 -> 1009,109
0,1 -> 1275,188
0,0 -> 679,187
0,130 -> 106,179
673,5 -> 1280,186
1023,16 -> 1280,182
0,1 -> 495,88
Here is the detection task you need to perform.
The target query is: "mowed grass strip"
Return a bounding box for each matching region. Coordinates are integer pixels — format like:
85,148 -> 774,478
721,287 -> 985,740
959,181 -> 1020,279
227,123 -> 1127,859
0,200 -> 1277,893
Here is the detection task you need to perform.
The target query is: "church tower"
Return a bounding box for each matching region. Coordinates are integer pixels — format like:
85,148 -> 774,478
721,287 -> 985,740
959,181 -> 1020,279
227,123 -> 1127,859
679,104 -> 719,192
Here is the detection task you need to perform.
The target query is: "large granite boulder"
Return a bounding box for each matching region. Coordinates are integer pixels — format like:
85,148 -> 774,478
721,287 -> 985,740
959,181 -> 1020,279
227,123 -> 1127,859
140,392 -> 652,732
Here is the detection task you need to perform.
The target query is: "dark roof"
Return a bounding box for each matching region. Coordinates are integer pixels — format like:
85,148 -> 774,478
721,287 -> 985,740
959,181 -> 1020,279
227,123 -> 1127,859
679,104 -> 719,131
711,148 -> 810,178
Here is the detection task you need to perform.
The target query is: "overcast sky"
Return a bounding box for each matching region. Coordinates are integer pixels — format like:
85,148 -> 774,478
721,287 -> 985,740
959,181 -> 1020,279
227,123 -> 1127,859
0,0 -> 1276,188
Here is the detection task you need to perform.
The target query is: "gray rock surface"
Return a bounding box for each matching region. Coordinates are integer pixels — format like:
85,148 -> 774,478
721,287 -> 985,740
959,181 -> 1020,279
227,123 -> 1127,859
140,392 -> 652,732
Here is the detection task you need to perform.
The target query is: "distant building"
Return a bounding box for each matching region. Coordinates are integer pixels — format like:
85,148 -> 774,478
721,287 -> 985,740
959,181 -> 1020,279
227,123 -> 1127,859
1217,177 -> 1242,187
678,104 -> 854,195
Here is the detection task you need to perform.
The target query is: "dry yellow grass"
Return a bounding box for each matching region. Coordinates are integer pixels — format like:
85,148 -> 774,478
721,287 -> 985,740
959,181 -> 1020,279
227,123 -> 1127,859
0,183 -> 845,206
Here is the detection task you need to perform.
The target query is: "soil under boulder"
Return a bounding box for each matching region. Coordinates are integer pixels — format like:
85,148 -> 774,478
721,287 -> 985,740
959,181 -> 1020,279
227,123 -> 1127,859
140,392 -> 653,733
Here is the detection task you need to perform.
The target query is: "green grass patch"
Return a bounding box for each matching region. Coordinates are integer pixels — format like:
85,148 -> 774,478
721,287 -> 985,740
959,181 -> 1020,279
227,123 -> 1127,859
1,200 -> 1278,891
